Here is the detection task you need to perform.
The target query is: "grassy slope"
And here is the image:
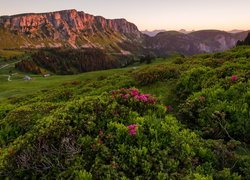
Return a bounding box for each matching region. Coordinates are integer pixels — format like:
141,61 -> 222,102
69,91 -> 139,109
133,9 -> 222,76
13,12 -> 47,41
0,68 -> 128,101
0,50 -> 25,59
0,55 -> 177,101
0,29 -> 26,49
0,46 -> 249,104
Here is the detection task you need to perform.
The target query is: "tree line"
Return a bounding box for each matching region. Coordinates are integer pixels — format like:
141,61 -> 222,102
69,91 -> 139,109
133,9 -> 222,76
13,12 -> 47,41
15,49 -> 120,75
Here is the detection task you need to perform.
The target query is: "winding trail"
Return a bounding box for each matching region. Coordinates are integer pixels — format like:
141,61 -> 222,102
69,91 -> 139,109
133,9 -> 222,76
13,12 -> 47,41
1,75 -> 11,81
7,75 -> 11,81
0,60 -> 21,81
0,64 -> 9,69
0,60 -> 21,70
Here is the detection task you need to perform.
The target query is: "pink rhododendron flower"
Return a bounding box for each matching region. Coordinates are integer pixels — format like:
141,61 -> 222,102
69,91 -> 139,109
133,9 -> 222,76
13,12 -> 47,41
148,98 -> 156,104
166,105 -> 173,111
134,95 -> 140,100
124,94 -> 130,99
139,95 -> 147,101
130,89 -> 139,96
127,124 -> 138,136
112,88 -> 156,105
231,75 -> 238,81
127,124 -> 138,129
129,129 -> 137,136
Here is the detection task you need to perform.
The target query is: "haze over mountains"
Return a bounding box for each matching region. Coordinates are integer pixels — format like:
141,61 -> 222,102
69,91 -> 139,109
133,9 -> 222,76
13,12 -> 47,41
142,29 -> 245,37
0,9 -> 249,55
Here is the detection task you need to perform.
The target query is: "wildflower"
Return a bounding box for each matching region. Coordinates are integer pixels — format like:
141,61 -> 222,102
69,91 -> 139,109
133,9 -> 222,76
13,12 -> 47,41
130,88 -> 139,96
231,75 -> 238,81
129,129 -> 137,136
139,94 -> 148,102
127,124 -> 138,129
166,105 -> 173,111
127,124 -> 138,136
134,95 -> 140,101
148,98 -> 156,104
124,94 -> 130,99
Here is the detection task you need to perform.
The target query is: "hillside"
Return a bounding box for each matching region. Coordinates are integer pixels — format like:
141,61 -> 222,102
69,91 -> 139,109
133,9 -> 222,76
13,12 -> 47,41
145,30 -> 249,55
237,32 -> 250,46
0,45 -> 249,178
141,29 -> 166,37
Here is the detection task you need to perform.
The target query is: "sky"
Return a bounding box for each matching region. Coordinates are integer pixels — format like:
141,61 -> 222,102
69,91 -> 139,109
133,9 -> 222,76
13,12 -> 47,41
0,0 -> 250,31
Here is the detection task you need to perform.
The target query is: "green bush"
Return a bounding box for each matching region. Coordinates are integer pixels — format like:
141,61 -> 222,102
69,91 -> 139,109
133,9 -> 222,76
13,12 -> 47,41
176,66 -> 216,100
133,64 -> 180,85
178,82 -> 250,142
0,88 -> 220,179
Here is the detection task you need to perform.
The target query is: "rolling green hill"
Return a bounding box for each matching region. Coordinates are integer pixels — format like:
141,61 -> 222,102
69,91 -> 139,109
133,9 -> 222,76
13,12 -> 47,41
0,46 -> 249,178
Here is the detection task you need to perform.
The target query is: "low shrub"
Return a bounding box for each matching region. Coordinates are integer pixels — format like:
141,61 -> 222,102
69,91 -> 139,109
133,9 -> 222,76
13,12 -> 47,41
133,65 -> 180,85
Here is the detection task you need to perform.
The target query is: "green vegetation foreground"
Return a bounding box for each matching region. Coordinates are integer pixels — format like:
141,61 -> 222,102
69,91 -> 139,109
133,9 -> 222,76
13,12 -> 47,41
0,46 -> 249,179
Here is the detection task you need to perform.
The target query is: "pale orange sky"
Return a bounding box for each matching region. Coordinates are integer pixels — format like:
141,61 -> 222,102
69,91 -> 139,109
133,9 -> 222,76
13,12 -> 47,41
1,0 -> 250,31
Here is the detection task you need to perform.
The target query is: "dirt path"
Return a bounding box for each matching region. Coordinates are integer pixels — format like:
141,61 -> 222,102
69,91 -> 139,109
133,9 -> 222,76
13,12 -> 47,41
1,75 -> 11,81
7,75 -> 11,81
0,64 -> 9,69
0,60 -> 21,70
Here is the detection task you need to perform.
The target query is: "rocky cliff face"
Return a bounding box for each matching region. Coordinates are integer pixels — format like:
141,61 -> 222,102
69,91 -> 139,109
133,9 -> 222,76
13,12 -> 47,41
0,9 -> 142,50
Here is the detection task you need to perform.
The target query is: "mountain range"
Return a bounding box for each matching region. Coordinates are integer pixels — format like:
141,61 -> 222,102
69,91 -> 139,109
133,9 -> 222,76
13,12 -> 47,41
144,30 -> 249,55
0,9 -> 249,55
142,29 -> 245,37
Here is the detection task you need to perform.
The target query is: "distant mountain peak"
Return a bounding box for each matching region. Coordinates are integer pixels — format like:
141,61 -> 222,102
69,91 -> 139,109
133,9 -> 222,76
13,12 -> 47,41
228,29 -> 244,34
141,29 -> 166,37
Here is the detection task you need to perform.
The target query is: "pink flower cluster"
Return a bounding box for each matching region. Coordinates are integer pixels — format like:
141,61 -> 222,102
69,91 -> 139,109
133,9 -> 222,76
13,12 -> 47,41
165,105 -> 173,111
127,124 -> 138,136
112,88 -> 156,104
231,75 -> 238,81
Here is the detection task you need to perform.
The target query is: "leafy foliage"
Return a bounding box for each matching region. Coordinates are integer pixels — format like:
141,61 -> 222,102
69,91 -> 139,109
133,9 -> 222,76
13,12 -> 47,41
0,46 -> 250,178
133,64 -> 180,85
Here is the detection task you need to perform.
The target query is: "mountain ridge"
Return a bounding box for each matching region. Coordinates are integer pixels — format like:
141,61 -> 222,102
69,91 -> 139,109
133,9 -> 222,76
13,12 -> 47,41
0,9 -> 142,51
0,9 -> 249,55
144,30 -> 249,55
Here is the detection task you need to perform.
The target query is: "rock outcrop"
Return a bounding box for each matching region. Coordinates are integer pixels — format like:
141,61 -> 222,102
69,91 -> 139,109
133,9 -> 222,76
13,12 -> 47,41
0,9 -> 142,50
